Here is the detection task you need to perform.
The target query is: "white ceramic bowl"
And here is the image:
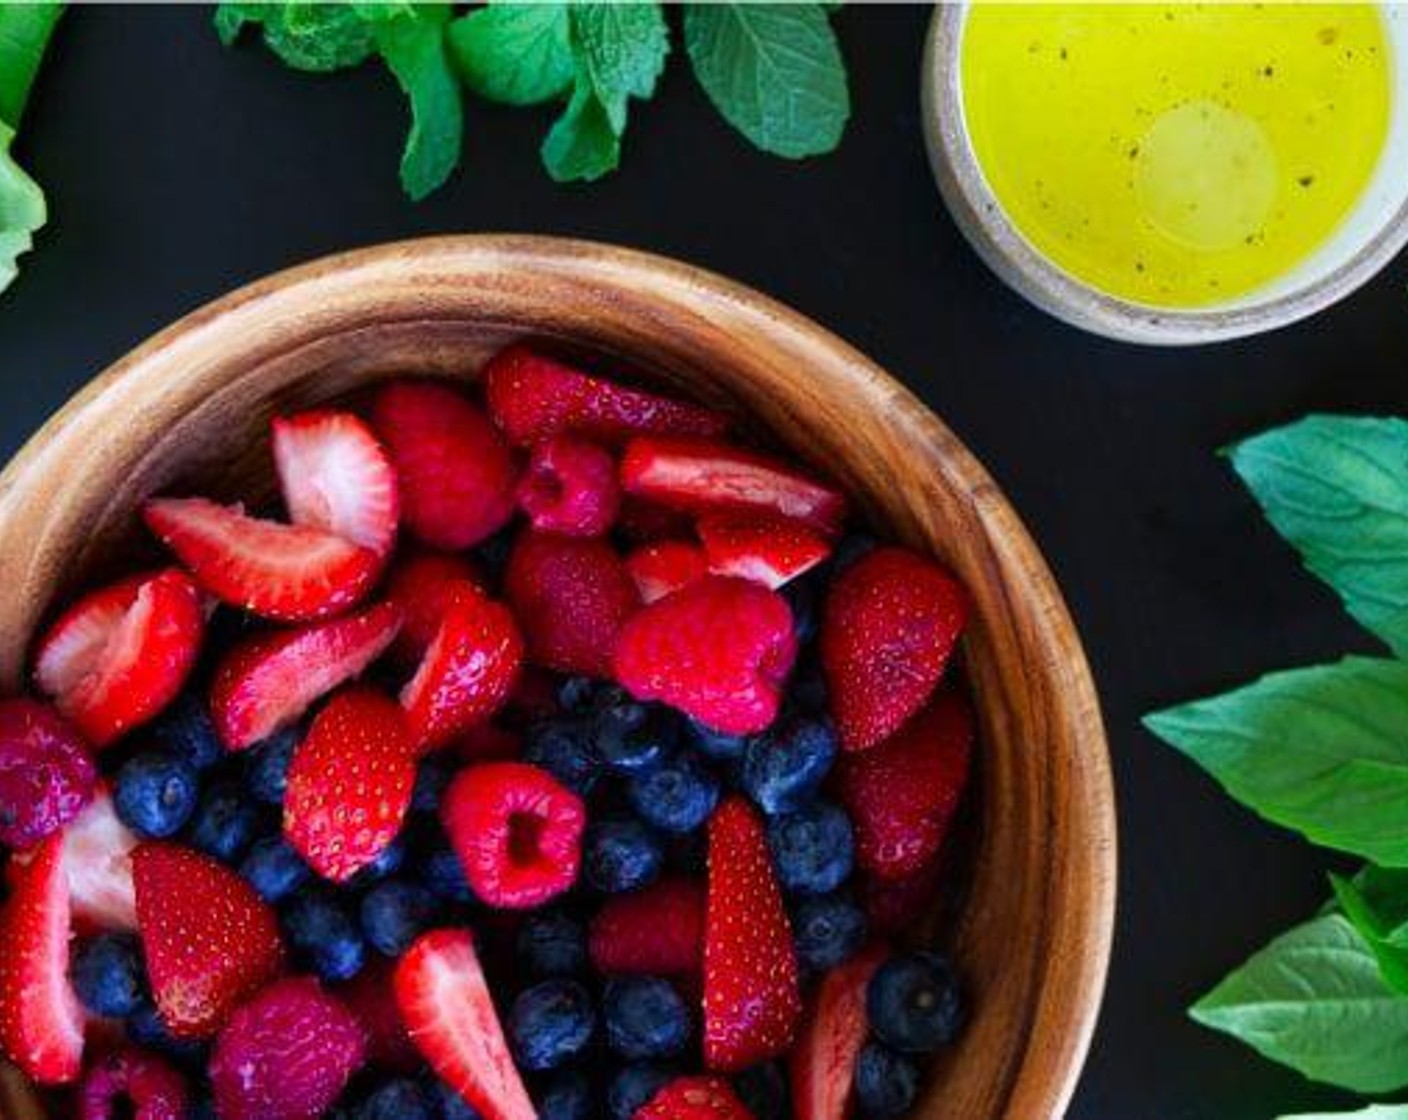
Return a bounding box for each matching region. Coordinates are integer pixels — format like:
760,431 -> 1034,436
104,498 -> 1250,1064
923,2 -> 1408,346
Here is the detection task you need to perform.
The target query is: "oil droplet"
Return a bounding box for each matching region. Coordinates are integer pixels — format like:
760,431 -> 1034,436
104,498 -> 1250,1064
1133,98 -> 1279,250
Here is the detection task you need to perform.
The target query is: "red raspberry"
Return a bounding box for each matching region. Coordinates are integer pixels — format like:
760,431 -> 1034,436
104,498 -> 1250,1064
0,699 -> 96,848
517,435 -> 621,536
440,762 -> 586,909
78,1047 -> 188,1120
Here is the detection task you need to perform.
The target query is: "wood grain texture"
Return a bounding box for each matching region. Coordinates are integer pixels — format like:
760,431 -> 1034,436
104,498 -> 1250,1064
0,236 -> 1115,1120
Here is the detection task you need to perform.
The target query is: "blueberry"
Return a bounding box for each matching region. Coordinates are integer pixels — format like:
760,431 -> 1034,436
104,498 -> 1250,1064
792,892 -> 867,971
686,719 -> 747,761
186,781 -> 261,864
593,697 -> 667,772
426,1077 -> 483,1120
282,889 -> 366,982
476,528 -> 514,583
603,977 -> 691,1060
557,676 -> 598,714
421,843 -> 476,904
354,1078 -> 434,1120
734,1061 -> 790,1120
866,951 -> 965,1053
247,728 -> 299,805
361,881 -> 440,957
518,908 -> 587,979
854,1041 -> 920,1118
150,693 -> 223,771
412,759 -> 452,814
741,715 -> 837,815
766,801 -> 854,895
524,720 -> 602,797
536,1067 -> 593,1120
114,752 -> 199,838
127,1002 -> 208,1065
70,933 -> 147,1018
606,1063 -> 677,1120
626,751 -> 719,834
240,836 -> 311,903
508,979 -> 596,1071
584,817 -> 664,893
349,836 -> 408,888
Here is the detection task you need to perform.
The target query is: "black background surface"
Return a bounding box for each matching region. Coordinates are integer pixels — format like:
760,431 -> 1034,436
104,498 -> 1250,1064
1,8 -> 1404,1119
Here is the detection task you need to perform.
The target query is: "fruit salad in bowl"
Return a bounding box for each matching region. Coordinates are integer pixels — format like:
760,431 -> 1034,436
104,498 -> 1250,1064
0,343 -> 976,1119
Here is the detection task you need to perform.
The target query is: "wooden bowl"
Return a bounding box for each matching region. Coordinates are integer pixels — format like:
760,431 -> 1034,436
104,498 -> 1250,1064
0,236 -> 1114,1119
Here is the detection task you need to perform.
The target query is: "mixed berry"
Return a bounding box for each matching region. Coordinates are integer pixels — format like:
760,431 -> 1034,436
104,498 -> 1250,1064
0,345 -> 974,1119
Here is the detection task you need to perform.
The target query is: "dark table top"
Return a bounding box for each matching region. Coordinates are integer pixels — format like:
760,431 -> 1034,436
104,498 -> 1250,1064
1,7 -> 1403,1119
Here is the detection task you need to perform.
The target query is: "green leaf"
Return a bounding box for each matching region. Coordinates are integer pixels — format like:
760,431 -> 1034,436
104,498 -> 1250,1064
1230,416 -> 1408,658
448,3 -> 574,107
541,81 -> 618,183
683,3 -> 849,158
0,122 -> 44,294
0,4 -> 62,129
1332,865 -> 1408,992
1145,657 -> 1408,865
370,7 -> 463,201
570,2 -> 669,132
215,2 -> 376,73
1281,1109 -> 1408,1120
1192,914 -> 1408,1093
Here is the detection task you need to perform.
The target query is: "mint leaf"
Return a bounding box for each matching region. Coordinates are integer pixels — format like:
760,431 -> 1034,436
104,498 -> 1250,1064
541,82 -> 618,183
1231,416 -> 1408,658
1332,865 -> 1408,992
215,2 -> 376,73
448,3 -> 573,107
570,3 -> 669,132
1145,657 -> 1408,865
0,4 -> 61,129
1281,1109 -> 1408,1119
370,6 -> 462,201
0,122 -> 44,293
683,3 -> 849,158
1192,914 -> 1408,1093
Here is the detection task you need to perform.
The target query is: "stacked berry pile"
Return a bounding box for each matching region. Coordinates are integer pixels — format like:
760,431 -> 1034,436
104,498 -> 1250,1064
0,346 -> 973,1119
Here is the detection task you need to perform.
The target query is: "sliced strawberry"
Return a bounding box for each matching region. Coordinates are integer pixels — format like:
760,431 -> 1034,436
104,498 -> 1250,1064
394,928 -> 536,1120
589,877 -> 704,976
790,944 -> 888,1120
0,698 -> 95,848
504,531 -> 639,678
370,381 -> 517,550
384,549 -> 484,666
337,958 -> 420,1072
626,540 -> 708,604
637,1076 -> 756,1119
516,434 -> 621,537
58,784 -> 137,933
483,345 -> 728,447
401,585 -> 523,752
704,797 -> 801,1071
614,577 -> 796,736
132,842 -> 286,1038
209,603 -> 403,751
699,515 -> 832,590
283,689 -> 417,883
0,834 -> 83,1084
834,691 -> 974,881
272,409 -> 399,557
620,437 -> 847,536
441,762 -> 585,909
210,976 -> 366,1120
78,1046 -> 188,1120
820,547 -> 968,753
34,569 -> 204,748
143,498 -> 380,623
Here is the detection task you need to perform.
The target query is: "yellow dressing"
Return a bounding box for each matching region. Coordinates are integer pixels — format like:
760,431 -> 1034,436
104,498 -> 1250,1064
960,4 -> 1391,307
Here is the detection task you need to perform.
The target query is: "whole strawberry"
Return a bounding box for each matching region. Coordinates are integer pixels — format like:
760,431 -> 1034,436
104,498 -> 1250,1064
210,976 -> 366,1120
637,1076 -> 757,1119
0,698 -> 95,848
589,876 -> 705,976
821,547 -> 968,752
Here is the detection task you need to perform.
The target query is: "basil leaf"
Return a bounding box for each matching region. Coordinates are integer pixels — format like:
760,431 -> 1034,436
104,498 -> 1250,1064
0,122 -> 44,293
1231,416 -> 1408,658
570,3 -> 669,132
1332,865 -> 1408,993
1145,657 -> 1408,864
683,3 -> 849,158
1192,914 -> 1408,1093
371,7 -> 463,201
1282,1109 -> 1408,1119
0,4 -> 61,129
215,2 -> 376,73
448,3 -> 573,107
541,81 -> 618,183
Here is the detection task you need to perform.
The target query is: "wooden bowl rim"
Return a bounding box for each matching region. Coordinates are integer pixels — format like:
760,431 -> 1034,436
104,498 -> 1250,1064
0,234 -> 1116,1119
